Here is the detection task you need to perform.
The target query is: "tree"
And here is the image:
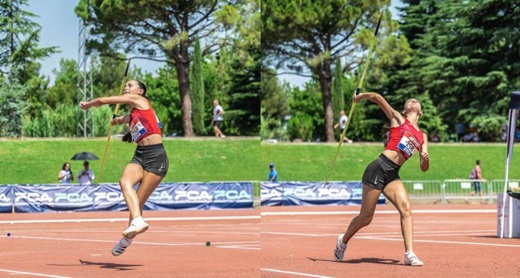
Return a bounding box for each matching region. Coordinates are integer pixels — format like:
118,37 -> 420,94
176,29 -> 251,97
191,39 -> 205,135
262,0 -> 390,142
392,0 -> 518,141
331,59 -> 344,141
0,0 -> 57,81
0,74 -> 27,136
75,0 -> 235,137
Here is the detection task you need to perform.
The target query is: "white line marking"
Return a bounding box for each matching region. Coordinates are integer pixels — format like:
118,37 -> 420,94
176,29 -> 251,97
261,268 -> 333,278
8,235 -> 260,247
217,245 -> 260,250
262,229 -> 498,238
0,215 -> 260,225
357,236 -> 520,248
261,209 -> 496,216
0,269 -> 70,278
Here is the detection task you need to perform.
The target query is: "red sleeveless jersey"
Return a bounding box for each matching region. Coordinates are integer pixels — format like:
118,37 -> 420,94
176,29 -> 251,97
129,104 -> 162,143
385,118 -> 424,160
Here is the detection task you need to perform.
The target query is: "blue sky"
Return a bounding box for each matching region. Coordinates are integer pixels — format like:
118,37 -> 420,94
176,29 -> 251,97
26,0 -> 163,84
26,0 -> 402,86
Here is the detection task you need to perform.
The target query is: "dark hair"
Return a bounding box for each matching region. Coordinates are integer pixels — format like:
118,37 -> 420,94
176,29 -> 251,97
62,162 -> 70,170
476,159 -> 480,165
122,80 -> 147,143
136,80 -> 147,97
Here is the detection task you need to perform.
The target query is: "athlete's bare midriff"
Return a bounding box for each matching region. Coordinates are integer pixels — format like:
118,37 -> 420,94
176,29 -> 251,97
136,134 -> 162,146
382,149 -> 408,166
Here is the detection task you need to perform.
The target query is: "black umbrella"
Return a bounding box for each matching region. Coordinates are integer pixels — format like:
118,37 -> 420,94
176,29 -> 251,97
71,152 -> 99,161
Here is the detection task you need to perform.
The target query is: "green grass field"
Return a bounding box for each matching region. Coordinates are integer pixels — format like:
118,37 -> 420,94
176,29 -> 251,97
1,139 -> 519,186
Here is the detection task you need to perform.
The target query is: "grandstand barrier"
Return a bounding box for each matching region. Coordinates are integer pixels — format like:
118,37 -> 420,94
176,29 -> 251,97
0,182 -> 254,213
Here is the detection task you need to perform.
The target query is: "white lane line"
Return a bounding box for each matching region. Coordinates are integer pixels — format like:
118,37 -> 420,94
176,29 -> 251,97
357,236 -> 520,248
261,268 -> 333,278
0,215 -> 260,225
261,209 -> 496,216
217,245 -> 260,250
0,269 -> 69,278
5,235 -> 260,247
261,230 -> 497,238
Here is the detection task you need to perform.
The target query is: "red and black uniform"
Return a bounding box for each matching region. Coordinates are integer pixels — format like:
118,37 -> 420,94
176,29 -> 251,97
362,119 -> 424,190
128,102 -> 168,177
385,119 -> 424,160
129,105 -> 162,143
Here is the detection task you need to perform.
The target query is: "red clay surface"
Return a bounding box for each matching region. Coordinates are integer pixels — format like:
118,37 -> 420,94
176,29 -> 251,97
261,204 -> 520,278
0,209 -> 260,277
1,204 -> 519,277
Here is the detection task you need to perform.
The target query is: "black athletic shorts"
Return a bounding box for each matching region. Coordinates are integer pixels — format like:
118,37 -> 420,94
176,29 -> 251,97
213,120 -> 222,127
130,143 -> 169,177
362,154 -> 401,190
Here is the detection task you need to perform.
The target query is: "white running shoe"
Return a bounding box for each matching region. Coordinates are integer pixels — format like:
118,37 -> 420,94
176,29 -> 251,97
334,234 -> 347,262
404,251 -> 424,266
221,135 -> 226,138
122,216 -> 149,239
111,237 -> 133,256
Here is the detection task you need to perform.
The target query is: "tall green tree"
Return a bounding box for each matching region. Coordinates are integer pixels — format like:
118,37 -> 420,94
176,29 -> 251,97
331,58 -> 344,141
262,0 -> 390,142
0,0 -> 57,81
391,0 -> 518,141
75,0 -> 236,137
191,39 -> 205,135
0,74 -> 27,136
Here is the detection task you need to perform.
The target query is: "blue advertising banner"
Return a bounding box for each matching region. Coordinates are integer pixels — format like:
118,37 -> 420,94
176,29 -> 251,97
0,186 -> 12,213
261,181 -> 386,206
2,182 -> 254,213
12,184 -> 94,212
154,182 -> 254,210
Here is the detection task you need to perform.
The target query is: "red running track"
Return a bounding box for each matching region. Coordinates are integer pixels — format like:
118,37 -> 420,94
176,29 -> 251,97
1,204 -> 519,277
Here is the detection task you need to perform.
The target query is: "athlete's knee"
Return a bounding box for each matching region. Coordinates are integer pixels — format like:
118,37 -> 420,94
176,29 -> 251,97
398,199 -> 412,218
357,214 -> 374,227
119,177 -> 135,191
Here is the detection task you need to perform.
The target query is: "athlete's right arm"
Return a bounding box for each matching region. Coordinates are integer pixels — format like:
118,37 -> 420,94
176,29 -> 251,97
353,92 -> 403,125
80,94 -> 144,110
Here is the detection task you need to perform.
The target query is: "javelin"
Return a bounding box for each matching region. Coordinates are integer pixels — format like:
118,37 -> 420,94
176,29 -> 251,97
97,58 -> 131,182
323,11 -> 383,188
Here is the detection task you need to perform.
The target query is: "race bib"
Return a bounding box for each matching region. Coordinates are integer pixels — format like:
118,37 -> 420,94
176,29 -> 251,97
397,131 -> 421,158
130,117 -> 147,142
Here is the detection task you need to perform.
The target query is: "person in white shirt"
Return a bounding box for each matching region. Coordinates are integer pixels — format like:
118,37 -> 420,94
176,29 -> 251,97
333,110 -> 353,143
57,162 -> 73,184
212,99 -> 226,138
77,161 -> 95,186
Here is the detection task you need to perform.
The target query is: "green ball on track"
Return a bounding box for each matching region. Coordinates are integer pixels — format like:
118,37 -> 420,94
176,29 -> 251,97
205,241 -> 211,247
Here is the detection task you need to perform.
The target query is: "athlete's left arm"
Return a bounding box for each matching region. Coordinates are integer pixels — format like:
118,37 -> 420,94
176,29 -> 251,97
419,133 -> 429,172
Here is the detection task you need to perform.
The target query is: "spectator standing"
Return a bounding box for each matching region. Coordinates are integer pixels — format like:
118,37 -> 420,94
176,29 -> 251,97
268,162 -> 278,183
77,161 -> 95,186
58,162 -> 73,184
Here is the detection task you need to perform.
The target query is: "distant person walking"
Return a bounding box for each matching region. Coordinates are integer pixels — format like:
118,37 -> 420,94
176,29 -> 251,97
469,159 -> 484,201
333,110 -> 353,143
212,99 -> 226,138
